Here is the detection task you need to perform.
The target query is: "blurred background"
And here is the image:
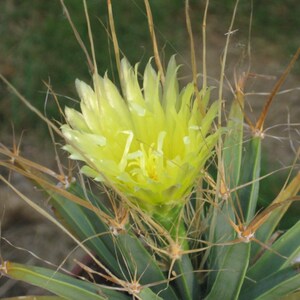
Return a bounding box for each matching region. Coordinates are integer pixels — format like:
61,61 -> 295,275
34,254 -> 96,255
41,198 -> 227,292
1,0 -> 300,132
0,0 -> 299,297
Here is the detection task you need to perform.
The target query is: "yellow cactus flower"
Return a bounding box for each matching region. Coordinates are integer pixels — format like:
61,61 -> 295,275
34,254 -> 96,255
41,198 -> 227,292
61,56 -> 220,215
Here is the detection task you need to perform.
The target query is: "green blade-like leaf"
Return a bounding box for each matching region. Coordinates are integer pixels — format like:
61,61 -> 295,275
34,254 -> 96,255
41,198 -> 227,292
2,297 -> 64,300
139,288 -> 164,300
239,266 -> 300,300
49,185 -> 125,279
205,242 -> 250,300
245,221 -> 300,288
207,91 -> 245,288
206,204 -> 236,290
251,172 -> 300,259
173,254 -> 199,300
153,208 -> 198,299
1,262 -> 129,300
116,233 -> 179,300
49,183 -> 178,298
237,136 -> 261,223
223,87 -> 244,187
61,182 -> 119,255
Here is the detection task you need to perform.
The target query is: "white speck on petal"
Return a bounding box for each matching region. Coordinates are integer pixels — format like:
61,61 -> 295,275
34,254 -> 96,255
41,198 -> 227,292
130,102 -> 146,116
157,131 -> 166,155
189,125 -> 201,131
183,136 -> 190,144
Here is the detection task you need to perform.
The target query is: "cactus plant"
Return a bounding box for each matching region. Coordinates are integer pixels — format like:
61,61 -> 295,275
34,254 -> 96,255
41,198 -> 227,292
1,1 -> 300,299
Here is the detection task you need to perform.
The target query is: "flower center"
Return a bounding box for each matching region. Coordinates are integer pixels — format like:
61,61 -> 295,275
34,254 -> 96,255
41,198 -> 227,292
145,146 -> 159,181
124,131 -> 167,182
128,143 -> 161,181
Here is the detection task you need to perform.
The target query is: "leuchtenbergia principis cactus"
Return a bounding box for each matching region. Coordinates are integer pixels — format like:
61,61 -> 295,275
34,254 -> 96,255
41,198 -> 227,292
0,1 -> 300,299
